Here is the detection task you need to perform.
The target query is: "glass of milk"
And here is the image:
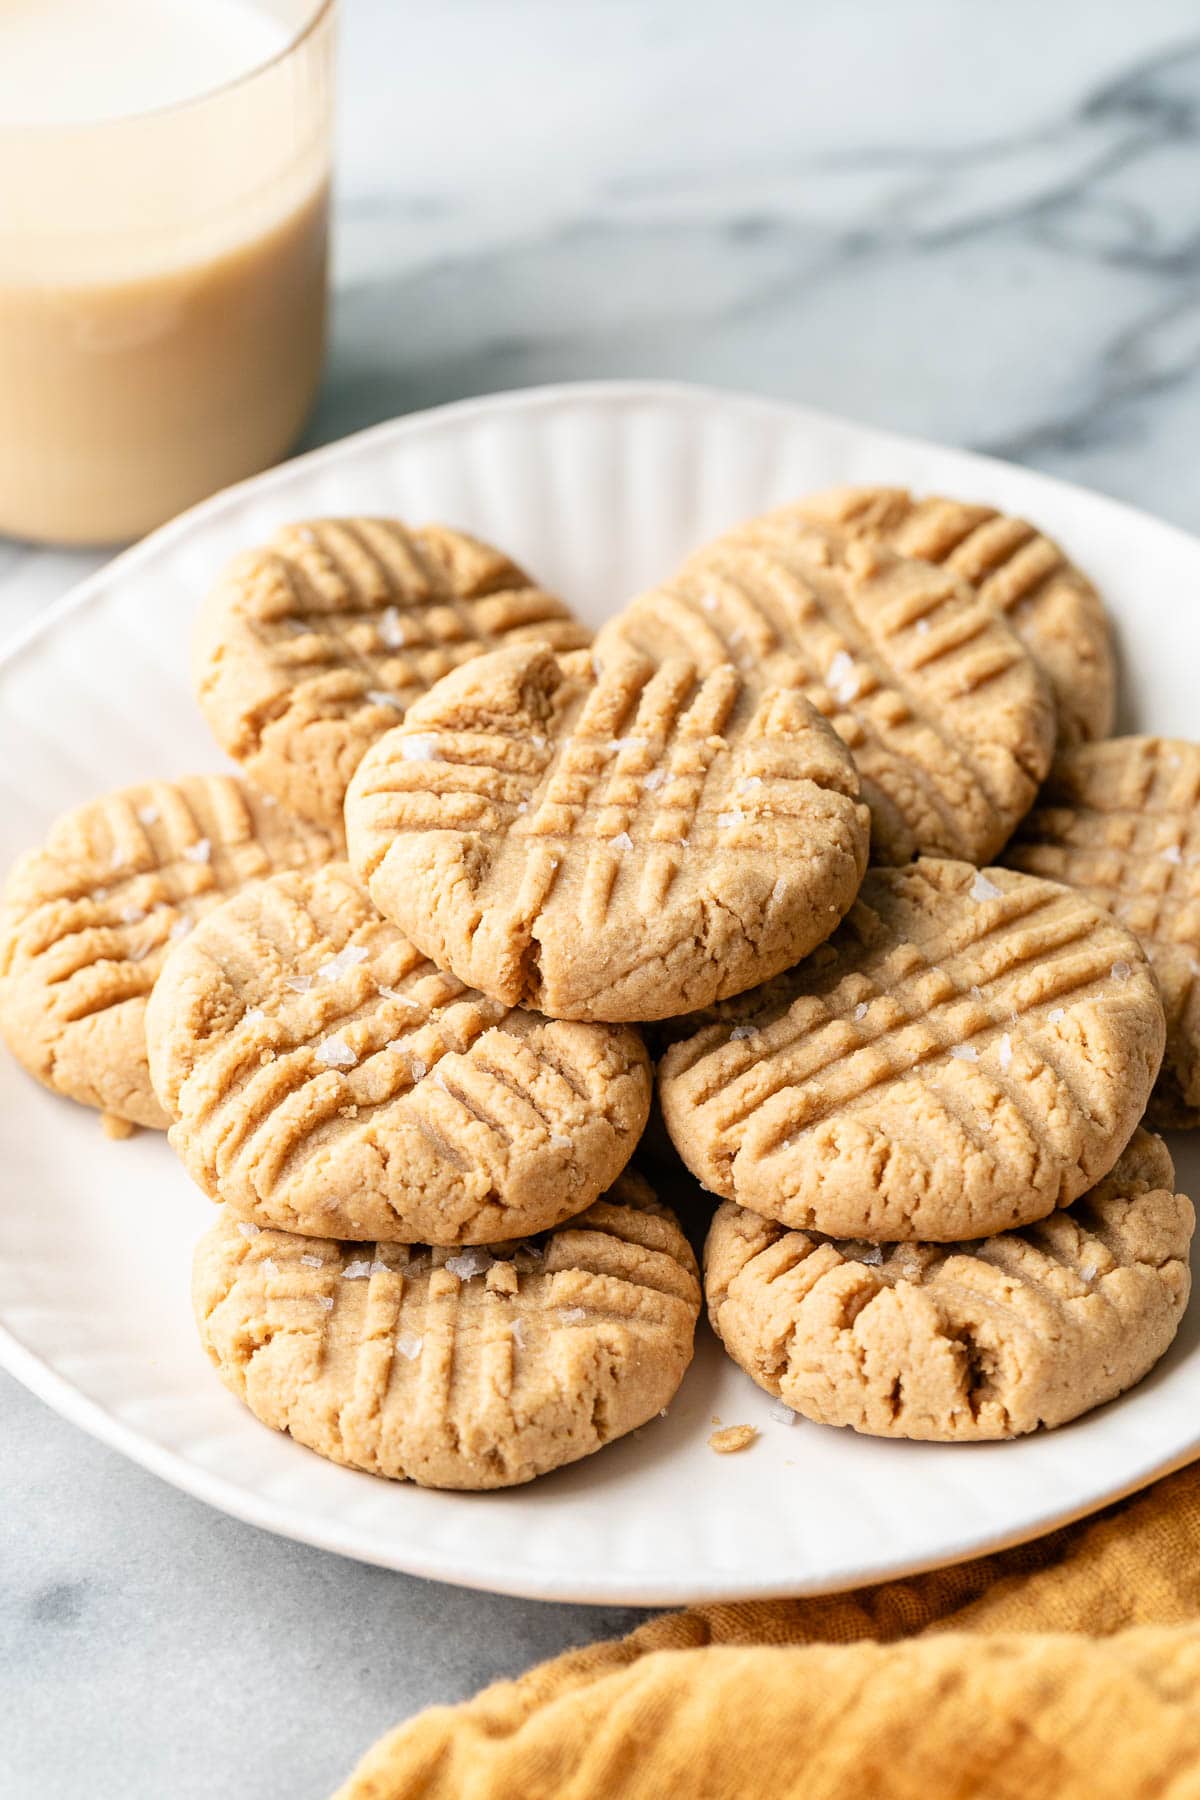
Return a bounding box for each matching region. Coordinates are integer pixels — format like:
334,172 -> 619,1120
0,0 -> 335,545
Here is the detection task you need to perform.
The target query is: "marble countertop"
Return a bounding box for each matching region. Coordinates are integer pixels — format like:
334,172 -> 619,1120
5,3 -> 1200,1794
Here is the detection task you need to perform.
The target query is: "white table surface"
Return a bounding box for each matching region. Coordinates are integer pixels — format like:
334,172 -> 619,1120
4,3 -> 1200,1794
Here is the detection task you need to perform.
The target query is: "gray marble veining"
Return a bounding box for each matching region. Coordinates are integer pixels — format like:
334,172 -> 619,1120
3,2 -> 1200,1795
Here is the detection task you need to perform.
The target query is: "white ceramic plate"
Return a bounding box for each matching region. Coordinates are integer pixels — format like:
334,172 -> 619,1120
2,381 -> 1198,1607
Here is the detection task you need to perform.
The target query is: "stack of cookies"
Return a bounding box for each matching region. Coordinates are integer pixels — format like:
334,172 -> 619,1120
2,494 -> 1195,1485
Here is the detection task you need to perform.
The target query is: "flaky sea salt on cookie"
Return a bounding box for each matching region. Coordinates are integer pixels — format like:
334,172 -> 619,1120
1004,736 -> 1200,1127
660,859 -> 1165,1243
193,518 -> 589,829
595,514 -> 1056,866
344,642 -> 870,1022
705,1130 -> 1192,1441
0,776 -> 340,1128
146,863 -> 651,1243
796,486 -> 1115,747
194,1170 -> 701,1489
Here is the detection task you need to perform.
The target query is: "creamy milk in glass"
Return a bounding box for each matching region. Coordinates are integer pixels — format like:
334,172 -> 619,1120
0,0 -> 334,544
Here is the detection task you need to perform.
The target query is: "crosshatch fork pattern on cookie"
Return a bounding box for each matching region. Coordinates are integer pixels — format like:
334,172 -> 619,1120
1005,737 -> 1200,1123
0,775 -> 339,1127
146,864 -> 651,1243
595,517 -> 1056,866
194,519 -> 590,825
194,1172 -> 701,1488
704,1129 -> 1192,1441
659,861 -> 1165,1242
794,486 -> 1116,747
345,645 -> 870,1020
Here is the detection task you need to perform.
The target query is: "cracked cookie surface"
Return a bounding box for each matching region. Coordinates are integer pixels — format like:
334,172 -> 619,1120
0,776 -> 340,1128
660,859 -> 1165,1242
1004,736 -> 1200,1128
705,1130 -> 1192,1440
796,486 -> 1115,747
595,514 -> 1055,865
193,518 -> 589,829
194,1169 -> 700,1488
147,863 -> 651,1242
345,642 -> 870,1022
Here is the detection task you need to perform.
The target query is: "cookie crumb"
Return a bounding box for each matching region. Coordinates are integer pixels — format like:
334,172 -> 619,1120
100,1112 -> 135,1141
709,1424 -> 758,1455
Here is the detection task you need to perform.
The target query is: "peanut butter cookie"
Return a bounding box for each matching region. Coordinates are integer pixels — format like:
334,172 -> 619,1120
345,643 -> 870,1022
595,515 -> 1056,865
193,518 -> 589,829
1004,737 -> 1200,1127
0,776 -> 339,1128
147,863 -> 651,1242
798,486 -> 1115,746
194,1169 -> 701,1488
660,859 -> 1165,1242
706,1130 -> 1191,1440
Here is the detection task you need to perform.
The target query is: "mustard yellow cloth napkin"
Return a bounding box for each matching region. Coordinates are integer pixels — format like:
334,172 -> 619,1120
333,1461 -> 1200,1798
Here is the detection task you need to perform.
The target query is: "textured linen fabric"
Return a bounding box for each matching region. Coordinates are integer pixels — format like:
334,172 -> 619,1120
334,1461 -> 1200,1798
